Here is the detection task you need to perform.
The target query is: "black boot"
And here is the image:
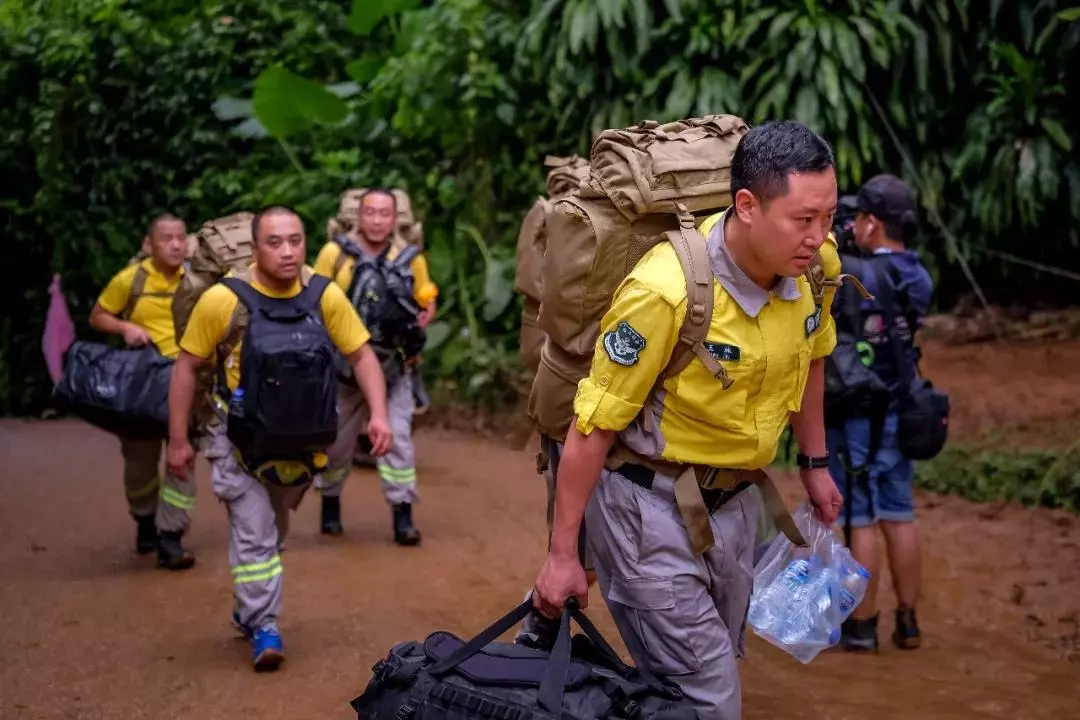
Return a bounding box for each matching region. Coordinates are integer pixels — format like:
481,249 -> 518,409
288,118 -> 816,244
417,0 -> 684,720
392,503 -> 421,546
135,515 -> 157,555
893,606 -> 922,650
157,531 -> 195,571
839,613 -> 879,652
321,496 -> 343,536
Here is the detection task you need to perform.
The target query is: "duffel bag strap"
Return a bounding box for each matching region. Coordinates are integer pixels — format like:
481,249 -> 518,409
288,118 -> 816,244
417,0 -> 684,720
427,600 -> 536,676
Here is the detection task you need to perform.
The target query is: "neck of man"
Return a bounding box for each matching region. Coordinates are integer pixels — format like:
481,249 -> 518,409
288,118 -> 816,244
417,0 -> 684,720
252,264 -> 296,294
868,234 -> 906,254
149,256 -> 180,280
723,211 -> 780,291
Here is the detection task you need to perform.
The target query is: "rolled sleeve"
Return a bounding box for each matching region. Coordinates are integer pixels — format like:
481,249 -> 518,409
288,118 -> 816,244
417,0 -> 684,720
572,280 -> 679,435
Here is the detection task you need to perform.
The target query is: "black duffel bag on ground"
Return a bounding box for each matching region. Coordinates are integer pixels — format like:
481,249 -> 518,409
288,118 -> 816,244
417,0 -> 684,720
350,599 -> 699,720
52,341 -> 174,440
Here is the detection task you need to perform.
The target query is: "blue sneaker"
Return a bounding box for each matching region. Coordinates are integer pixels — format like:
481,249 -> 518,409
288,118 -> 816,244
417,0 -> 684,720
251,627 -> 284,672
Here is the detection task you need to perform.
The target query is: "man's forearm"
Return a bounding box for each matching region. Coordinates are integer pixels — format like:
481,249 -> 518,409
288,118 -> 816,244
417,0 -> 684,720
789,357 -> 827,456
549,424 -> 615,559
168,353 -> 199,440
352,345 -> 388,421
89,305 -> 132,337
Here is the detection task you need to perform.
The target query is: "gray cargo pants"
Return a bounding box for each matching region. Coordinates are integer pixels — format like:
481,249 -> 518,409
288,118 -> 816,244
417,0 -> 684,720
204,422 -> 308,633
316,374 -> 418,505
119,437 -> 195,533
586,467 -> 758,720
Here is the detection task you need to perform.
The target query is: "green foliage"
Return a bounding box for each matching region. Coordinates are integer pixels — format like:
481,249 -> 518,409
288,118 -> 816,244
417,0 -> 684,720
915,446 -> 1080,515
3,0 -> 1080,415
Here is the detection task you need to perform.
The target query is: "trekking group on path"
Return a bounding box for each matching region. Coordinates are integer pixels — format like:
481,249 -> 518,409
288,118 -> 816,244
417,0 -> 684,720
66,112 -> 944,720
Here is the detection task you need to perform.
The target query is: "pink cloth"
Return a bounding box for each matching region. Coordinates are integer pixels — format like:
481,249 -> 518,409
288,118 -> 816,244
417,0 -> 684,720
42,274 -> 76,384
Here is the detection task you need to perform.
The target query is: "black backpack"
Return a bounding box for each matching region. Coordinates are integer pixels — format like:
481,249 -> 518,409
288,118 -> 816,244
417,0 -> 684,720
219,276 -> 339,465
334,236 -> 427,385
868,259 -> 950,460
350,599 -> 698,720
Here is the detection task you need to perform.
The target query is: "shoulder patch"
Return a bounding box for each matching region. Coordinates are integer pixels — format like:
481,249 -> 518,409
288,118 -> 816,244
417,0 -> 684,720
805,304 -> 823,337
703,341 -> 741,362
603,321 -> 646,367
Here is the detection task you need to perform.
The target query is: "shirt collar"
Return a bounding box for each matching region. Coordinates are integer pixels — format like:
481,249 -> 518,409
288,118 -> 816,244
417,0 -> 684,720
705,208 -> 801,318
140,257 -> 185,279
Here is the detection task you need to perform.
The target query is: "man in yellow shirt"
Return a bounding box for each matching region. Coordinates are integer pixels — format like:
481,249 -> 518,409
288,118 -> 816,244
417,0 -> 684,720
312,188 -> 438,545
532,122 -> 845,720
166,205 -> 392,672
89,212 -> 196,571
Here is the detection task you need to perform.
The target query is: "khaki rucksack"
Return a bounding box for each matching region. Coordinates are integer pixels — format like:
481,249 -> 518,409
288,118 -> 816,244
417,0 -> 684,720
514,155 -> 591,375
327,188 -> 424,251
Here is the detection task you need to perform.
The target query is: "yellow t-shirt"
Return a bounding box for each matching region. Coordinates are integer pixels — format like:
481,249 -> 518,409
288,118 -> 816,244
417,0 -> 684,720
96,259 -> 186,359
179,266 -> 371,391
313,239 -> 439,308
572,211 -> 840,470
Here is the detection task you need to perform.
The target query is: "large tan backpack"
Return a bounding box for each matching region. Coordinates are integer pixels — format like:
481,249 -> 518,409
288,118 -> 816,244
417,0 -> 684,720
528,115 -> 754,442
514,155 -> 591,375
327,187 -> 424,251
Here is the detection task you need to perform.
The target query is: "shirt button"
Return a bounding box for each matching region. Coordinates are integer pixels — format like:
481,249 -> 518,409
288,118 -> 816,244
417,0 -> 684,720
599,376 -> 610,387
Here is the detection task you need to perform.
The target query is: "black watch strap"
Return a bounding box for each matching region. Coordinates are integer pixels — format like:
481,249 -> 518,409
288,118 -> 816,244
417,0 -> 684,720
796,452 -> 830,469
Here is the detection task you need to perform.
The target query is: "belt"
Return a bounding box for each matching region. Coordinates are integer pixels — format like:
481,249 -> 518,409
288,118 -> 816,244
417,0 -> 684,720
617,463 -> 752,514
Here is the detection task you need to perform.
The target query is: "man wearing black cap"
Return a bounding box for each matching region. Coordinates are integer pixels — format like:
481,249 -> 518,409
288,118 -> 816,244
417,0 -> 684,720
826,173 -> 932,652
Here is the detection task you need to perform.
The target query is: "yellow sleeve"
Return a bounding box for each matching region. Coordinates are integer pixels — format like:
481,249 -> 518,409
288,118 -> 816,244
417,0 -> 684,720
320,281 -> 371,356
573,278 -> 680,435
96,265 -> 138,315
178,285 -> 238,359
810,236 -> 841,360
409,254 -> 439,308
313,242 -> 351,290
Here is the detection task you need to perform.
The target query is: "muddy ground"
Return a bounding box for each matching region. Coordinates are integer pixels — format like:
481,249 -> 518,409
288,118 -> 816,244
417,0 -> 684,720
1,338 -> 1078,719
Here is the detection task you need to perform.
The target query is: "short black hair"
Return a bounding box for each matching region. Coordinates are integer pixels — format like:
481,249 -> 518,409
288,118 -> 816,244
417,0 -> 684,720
148,212 -> 183,236
359,188 -> 397,213
730,121 -> 835,203
251,204 -> 302,243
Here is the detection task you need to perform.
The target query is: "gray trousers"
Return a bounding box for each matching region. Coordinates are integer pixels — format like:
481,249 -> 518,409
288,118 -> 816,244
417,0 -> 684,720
119,437 -> 195,533
586,468 -> 758,720
204,422 -> 308,633
316,375 -> 418,505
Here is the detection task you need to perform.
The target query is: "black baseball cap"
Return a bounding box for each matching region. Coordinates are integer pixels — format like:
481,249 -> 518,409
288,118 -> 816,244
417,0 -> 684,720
856,174 -> 918,231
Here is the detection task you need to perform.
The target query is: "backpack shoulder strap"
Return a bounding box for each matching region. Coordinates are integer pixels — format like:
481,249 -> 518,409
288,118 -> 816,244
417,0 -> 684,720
865,256 -> 915,390
123,265 -> 149,320
658,207 -> 732,388
220,276 -> 262,314
297,273 -> 331,314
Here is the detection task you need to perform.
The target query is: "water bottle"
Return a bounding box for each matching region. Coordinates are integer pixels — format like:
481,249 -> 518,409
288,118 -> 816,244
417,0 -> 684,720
835,558 -> 871,616
229,388 -> 245,420
749,558 -> 811,636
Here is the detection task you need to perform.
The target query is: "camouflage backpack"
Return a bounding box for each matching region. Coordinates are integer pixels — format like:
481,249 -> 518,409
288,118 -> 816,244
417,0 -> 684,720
327,188 -> 424,252
513,155 -> 591,376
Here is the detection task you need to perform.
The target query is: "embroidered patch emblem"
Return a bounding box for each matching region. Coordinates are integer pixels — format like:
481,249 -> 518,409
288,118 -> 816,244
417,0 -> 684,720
603,321 -> 646,366
703,341 -> 741,362
805,305 -> 823,337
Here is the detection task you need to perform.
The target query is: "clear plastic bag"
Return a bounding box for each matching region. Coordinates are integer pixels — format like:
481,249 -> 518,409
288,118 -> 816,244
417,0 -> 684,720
748,501 -> 870,663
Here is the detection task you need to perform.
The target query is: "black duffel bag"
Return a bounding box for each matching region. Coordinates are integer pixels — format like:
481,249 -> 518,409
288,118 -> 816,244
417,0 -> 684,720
350,599 -> 698,720
52,341 -> 174,440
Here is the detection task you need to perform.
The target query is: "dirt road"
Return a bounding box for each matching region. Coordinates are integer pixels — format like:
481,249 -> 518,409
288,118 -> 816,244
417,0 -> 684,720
3,338 -> 1080,719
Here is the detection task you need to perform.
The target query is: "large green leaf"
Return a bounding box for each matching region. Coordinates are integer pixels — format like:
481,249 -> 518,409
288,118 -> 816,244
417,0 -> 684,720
1040,118 -> 1073,152
252,66 -> 349,139
1058,7 -> 1080,22
347,0 -> 419,36
347,57 -> 383,83
482,257 -> 514,322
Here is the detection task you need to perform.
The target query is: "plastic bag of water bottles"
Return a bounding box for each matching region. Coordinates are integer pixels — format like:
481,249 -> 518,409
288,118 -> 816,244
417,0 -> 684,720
748,501 -> 870,663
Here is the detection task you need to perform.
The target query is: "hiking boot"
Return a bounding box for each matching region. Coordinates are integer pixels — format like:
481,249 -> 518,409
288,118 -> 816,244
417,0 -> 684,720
514,609 -> 560,652
839,614 -> 879,652
157,531 -> 196,571
893,607 -> 922,650
135,515 -> 157,555
251,627 -> 285,672
321,496 -> 343,536
392,503 -> 421,546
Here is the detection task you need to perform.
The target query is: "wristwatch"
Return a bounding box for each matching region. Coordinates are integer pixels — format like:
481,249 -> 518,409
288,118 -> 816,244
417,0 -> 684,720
796,452 -> 830,470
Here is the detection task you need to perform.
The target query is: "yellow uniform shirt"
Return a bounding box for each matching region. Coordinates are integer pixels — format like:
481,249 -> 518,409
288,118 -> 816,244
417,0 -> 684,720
314,239 -> 439,307
179,266 -> 371,391
573,209 -> 841,470
96,259 -> 186,359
